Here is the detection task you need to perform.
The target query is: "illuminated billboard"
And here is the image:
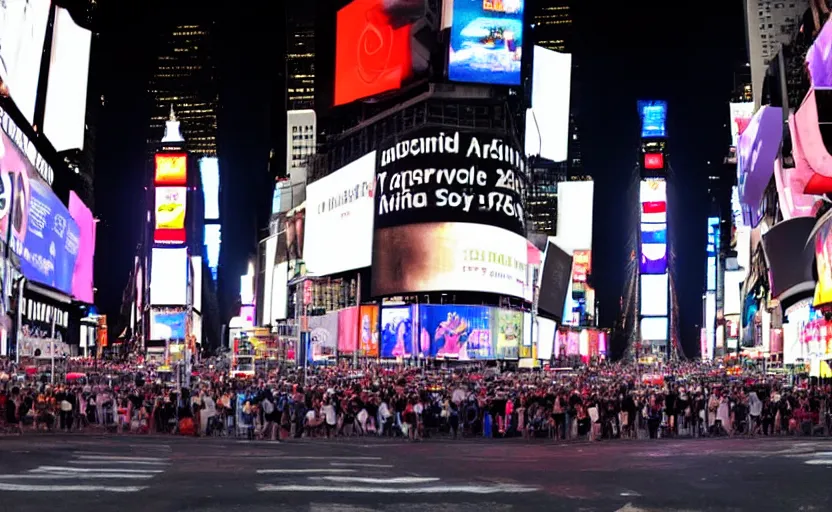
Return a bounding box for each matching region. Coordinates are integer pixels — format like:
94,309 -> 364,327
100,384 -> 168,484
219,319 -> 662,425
150,308 -> 186,340
418,304 -> 493,360
737,105 -> 782,227
641,317 -> 668,341
0,0 -> 51,124
640,179 -> 667,224
204,225 -> 221,282
641,223 -> 667,244
68,192 -> 96,304
304,151 -> 376,276
729,102 -> 754,148
43,7 -> 93,153
371,222 -> 531,300
375,128 -> 527,236
638,100 -> 668,139
814,214 -> 832,307
199,157 -> 220,220
448,0 -> 524,86
150,248 -> 187,305
154,153 -> 187,186
191,256 -> 202,312
572,250 -> 591,282
334,0 -> 415,106
806,19 -> 832,88
707,217 -> 718,291
551,181 -> 593,252
641,243 -> 667,275
154,187 -> 186,245
524,46 -> 571,162
643,153 -> 664,170
641,274 -> 668,316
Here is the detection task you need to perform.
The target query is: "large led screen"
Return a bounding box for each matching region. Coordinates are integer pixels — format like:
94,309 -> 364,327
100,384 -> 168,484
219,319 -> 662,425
375,128 -> 527,236
641,223 -> 667,244
154,153 -> 187,186
537,240 -> 572,322
815,215 -> 832,307
572,250 -> 590,282
307,312 -> 338,363
729,102 -> 754,148
641,317 -> 668,341
380,306 -> 414,358
191,256 -> 202,313
334,0 -> 414,106
524,46 -> 570,162
551,181 -> 593,252
150,247 -> 187,305
371,222 -> 530,300
150,308 -> 186,340
359,304 -> 380,357
638,100 -> 668,139
724,270 -> 744,316
643,153 -> 664,170
155,187 -> 186,230
536,316 -> 556,361
0,0 -> 50,124
448,0 -> 524,86
204,224 -> 221,281
271,262 -> 288,322
641,243 -> 667,274
304,151 -> 376,276
493,308 -> 522,359
0,125 -> 80,296
68,191 -> 95,303
640,274 -> 668,316
806,19 -> 832,88
640,179 -> 667,223
199,157 -> 220,220
261,236 -> 277,326
418,304 -> 493,360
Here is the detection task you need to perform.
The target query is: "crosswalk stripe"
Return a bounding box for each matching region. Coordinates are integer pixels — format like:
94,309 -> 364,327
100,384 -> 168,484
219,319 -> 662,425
75,455 -> 169,462
257,469 -> 356,475
279,456 -> 382,461
31,466 -> 163,474
257,483 -> 539,494
316,476 -> 440,484
0,474 -> 154,480
804,459 -> 832,465
329,463 -> 394,468
0,483 -> 148,492
69,460 -> 169,466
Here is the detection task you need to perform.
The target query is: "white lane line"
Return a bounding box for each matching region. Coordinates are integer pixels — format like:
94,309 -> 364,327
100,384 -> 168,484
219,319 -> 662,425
0,483 -> 148,492
0,474 -> 154,480
316,476 -> 440,484
74,455 -> 169,462
804,459 -> 832,465
68,460 -> 169,466
257,484 -> 539,494
257,469 -> 356,475
329,463 -> 394,468
30,466 -> 164,474
279,457 -> 382,461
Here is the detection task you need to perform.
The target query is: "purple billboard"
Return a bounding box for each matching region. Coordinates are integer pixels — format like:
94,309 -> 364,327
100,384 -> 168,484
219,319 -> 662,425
640,243 -> 667,274
806,20 -> 832,88
737,105 -> 783,227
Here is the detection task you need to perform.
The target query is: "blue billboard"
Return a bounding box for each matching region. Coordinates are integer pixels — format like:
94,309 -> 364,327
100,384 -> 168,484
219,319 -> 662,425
380,306 -> 415,358
150,309 -> 186,340
419,304 -> 493,360
638,100 -> 668,138
448,0 -> 524,86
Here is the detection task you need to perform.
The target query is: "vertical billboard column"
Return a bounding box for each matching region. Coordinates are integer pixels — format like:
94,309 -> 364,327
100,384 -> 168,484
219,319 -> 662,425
638,178 -> 669,355
704,217 -> 718,360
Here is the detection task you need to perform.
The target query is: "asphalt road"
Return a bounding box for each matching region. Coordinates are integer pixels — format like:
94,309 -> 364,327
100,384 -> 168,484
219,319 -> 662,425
0,433 -> 829,511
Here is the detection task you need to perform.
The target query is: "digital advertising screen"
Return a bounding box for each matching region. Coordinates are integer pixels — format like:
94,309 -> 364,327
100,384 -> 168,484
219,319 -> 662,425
419,304 -> 493,360
552,181 -> 593,253
307,312 -> 338,363
380,305 -> 414,358
337,306 -> 359,353
448,0 -> 524,86
641,223 -> 667,244
190,255 -> 202,312
68,191 -> 95,304
640,274 -> 668,316
0,0 -> 51,124
643,153 -> 664,170
376,128 -> 527,236
641,316 -> 668,341
493,308 -> 521,359
304,151 -> 376,276
806,19 -> 832,88
150,308 -> 187,340
0,127 -> 80,296
43,7 -> 92,153
271,262 -> 288,323
571,250 -> 590,282
155,187 -> 186,230
150,247 -> 187,305
199,157 -> 220,220
640,243 -> 667,275
814,215 -> 832,307
729,102 -> 754,148
334,0 -> 416,106
638,100 -> 668,139
524,46 -> 571,162
204,224 -> 221,281
371,222 -> 531,301
537,240 -> 573,322
359,304 -> 380,357
154,153 -> 187,186
536,316 -> 556,361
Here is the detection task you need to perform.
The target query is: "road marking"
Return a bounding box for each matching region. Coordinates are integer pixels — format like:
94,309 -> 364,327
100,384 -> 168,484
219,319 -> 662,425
329,463 -> 394,468
257,483 -> 539,494
0,474 -> 154,480
68,460 -> 169,466
75,455 -> 169,462
620,490 -> 642,497
0,483 -> 147,492
316,476 -> 440,484
257,469 -> 356,475
279,456 -> 382,461
31,466 -> 164,474
804,459 -> 832,465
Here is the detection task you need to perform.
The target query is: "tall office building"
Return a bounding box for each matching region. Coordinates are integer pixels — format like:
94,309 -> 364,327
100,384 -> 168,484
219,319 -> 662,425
286,4 -> 316,111
743,0 -> 809,107
147,21 -> 219,157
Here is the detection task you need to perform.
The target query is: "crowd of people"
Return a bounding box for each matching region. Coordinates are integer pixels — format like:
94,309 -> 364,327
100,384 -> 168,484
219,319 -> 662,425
0,357 -> 829,442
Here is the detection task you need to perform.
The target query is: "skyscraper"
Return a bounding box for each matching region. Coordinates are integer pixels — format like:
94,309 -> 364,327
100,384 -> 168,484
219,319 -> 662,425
147,21 -> 219,157
286,4 -> 316,111
531,1 -> 573,52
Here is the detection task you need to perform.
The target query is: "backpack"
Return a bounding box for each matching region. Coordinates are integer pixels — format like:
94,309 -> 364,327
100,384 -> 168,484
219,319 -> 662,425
263,399 -> 275,415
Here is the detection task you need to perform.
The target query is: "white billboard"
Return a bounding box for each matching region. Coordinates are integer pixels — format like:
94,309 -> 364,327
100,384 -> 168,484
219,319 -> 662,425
641,317 -> 668,341
191,256 -> 202,313
43,7 -> 92,152
536,316 -> 557,361
729,102 -> 754,148
199,157 -> 220,220
193,312 -> 203,346
260,236 -> 278,326
304,151 -> 376,276
150,248 -> 187,305
640,274 -> 668,316
724,270 -> 744,315
705,291 -> 716,359
0,0 -> 51,124
551,181 -> 593,253
525,46 -> 571,162
204,224 -> 221,281
272,261 -> 288,322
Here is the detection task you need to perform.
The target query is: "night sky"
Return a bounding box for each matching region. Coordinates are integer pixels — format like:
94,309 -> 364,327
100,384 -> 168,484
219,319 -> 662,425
91,1 -> 746,357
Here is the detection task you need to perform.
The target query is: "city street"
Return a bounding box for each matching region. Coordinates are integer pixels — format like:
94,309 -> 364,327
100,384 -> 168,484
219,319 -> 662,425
0,434 -> 828,511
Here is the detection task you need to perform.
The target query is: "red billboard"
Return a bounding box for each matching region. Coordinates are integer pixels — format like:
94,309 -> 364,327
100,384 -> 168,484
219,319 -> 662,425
644,152 -> 664,170
155,153 -> 187,185
154,227 -> 186,245
334,0 -> 413,106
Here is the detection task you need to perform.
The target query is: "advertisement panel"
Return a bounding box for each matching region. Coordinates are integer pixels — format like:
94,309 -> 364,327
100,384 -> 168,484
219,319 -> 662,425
806,20 -> 832,88
199,157 -> 220,220
448,0 -> 524,86
640,243 -> 667,274
191,256 -> 202,312
524,46 -> 570,162
150,248 -> 187,305
493,308 -> 521,359
640,179 -> 666,223
68,191 -> 95,303
552,181 -> 593,252
204,225 -> 221,281
19,291 -> 69,358
537,240 -> 572,322
643,153 -> 664,170
729,102 -> 754,148
641,223 -> 667,244
261,236 -> 277,326
638,100 -> 668,139
380,306 -> 414,358
359,304 -> 379,356
737,106 -> 782,227
371,222 -> 530,300
0,0 -> 51,123
815,215 -> 832,307
304,151 -> 375,276
376,128 -> 526,236
337,306 -> 359,353
0,126 -> 80,295
154,153 -> 187,186
155,186 -> 186,231
640,274 -> 668,316
271,262 -> 288,322
707,216 -> 718,291
641,317 -> 668,341
150,308 -> 186,340
307,312 -> 338,363
418,304 -> 493,360
334,0 -> 415,106
724,270 -> 743,316
571,250 -> 590,282
536,316 -> 556,361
